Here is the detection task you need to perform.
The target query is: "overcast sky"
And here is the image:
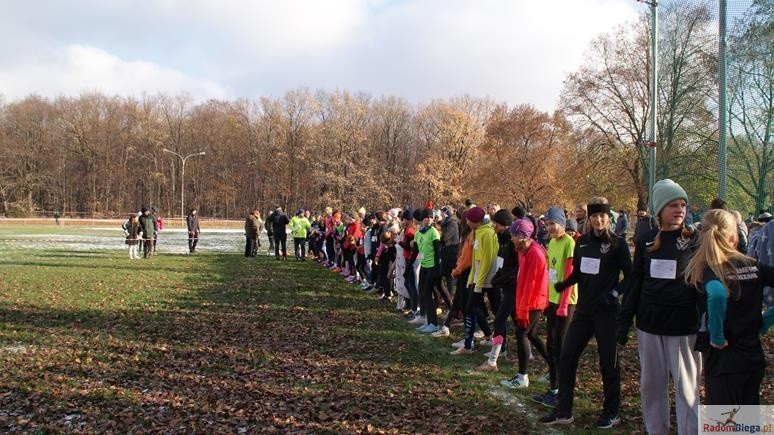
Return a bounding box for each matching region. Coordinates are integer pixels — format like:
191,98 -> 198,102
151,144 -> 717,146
0,0 -> 641,112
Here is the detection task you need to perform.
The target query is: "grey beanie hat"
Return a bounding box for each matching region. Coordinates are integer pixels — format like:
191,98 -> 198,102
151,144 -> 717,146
652,179 -> 688,216
544,206 -> 566,228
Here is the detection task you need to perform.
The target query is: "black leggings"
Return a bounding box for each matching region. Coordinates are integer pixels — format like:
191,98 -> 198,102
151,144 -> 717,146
492,288 -> 517,349
556,307 -> 620,417
325,236 -> 335,262
516,310 -> 549,374
419,267 -> 439,325
546,302 -> 576,389
445,269 -> 469,328
343,248 -> 355,274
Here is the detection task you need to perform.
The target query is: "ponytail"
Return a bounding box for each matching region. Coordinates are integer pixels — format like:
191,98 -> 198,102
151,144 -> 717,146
684,210 -> 750,300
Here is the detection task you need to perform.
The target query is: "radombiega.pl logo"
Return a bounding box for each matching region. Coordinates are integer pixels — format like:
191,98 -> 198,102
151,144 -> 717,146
701,405 -> 774,434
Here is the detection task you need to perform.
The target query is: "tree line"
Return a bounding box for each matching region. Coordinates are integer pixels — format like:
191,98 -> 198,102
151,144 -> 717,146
0,0 -> 770,219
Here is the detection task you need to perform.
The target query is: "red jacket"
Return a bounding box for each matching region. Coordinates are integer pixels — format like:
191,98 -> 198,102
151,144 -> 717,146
515,242 -> 548,321
344,222 -> 362,251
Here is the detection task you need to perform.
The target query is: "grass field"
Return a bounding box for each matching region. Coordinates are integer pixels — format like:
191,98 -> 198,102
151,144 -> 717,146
0,223 -> 770,433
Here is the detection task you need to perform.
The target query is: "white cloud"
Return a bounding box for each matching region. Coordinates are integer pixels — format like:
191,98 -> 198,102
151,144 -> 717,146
0,0 -> 640,111
0,45 -> 226,101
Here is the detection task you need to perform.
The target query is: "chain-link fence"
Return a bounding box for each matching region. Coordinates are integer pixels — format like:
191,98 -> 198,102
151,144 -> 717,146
651,0 -> 771,219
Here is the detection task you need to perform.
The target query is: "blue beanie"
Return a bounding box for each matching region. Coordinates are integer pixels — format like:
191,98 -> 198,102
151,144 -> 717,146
544,206 -> 566,228
652,179 -> 688,217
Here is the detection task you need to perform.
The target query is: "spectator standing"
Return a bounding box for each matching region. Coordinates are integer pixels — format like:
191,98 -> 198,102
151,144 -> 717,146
632,206 -> 658,245
244,209 -> 260,257
123,213 -> 141,259
186,208 -> 201,253
290,209 -> 312,260
138,207 -> 156,258
265,209 -> 276,254
614,209 -> 628,238
272,207 -> 290,260
574,204 -> 587,236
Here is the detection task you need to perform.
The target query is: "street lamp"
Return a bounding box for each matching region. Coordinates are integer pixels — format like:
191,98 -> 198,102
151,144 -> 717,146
162,148 -> 206,221
637,0 -> 658,214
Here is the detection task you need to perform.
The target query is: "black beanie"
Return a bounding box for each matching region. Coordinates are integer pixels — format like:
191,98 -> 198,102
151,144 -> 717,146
511,206 -> 526,219
492,209 -> 513,227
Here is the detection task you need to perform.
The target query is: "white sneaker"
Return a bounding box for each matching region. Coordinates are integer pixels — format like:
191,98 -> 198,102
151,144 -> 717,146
479,338 -> 493,347
431,326 -> 450,337
537,372 -> 551,383
451,339 -> 465,348
473,330 -> 485,339
500,373 -> 529,388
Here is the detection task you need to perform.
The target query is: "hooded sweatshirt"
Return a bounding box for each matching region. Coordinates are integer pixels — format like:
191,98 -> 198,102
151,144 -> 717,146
467,222 -> 499,291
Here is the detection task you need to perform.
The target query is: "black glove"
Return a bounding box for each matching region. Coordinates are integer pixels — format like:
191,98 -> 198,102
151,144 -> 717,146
554,281 -> 567,293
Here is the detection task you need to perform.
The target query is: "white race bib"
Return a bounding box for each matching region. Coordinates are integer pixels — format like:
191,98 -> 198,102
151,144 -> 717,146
650,259 -> 677,280
548,268 -> 558,282
496,256 -> 504,269
371,236 -> 377,242
473,239 -> 480,250
580,257 -> 601,275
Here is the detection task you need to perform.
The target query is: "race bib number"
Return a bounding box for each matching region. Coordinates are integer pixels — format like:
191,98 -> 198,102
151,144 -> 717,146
650,259 -> 677,280
549,268 -> 558,282
580,257 -> 601,275
496,256 -> 504,269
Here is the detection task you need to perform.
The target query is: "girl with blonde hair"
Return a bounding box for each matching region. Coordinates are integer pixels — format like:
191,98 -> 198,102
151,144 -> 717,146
684,209 -> 774,405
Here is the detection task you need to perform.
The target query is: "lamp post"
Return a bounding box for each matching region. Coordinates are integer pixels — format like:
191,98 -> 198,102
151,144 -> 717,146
162,148 -> 206,221
637,0 -> 658,214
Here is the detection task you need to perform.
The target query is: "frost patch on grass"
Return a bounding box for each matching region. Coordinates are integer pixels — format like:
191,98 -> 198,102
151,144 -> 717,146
0,344 -> 32,354
0,231 -> 266,253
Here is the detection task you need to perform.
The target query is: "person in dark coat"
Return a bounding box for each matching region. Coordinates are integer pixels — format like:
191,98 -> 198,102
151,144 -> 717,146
186,208 -> 201,253
272,207 -> 290,260
138,206 -> 156,258
244,209 -> 260,257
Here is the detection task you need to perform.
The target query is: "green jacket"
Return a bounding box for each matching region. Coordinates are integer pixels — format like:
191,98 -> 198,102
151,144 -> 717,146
138,214 -> 156,238
290,216 -> 311,238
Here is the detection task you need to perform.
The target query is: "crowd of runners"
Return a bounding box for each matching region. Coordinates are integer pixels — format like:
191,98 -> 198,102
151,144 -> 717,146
257,179 -> 773,431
